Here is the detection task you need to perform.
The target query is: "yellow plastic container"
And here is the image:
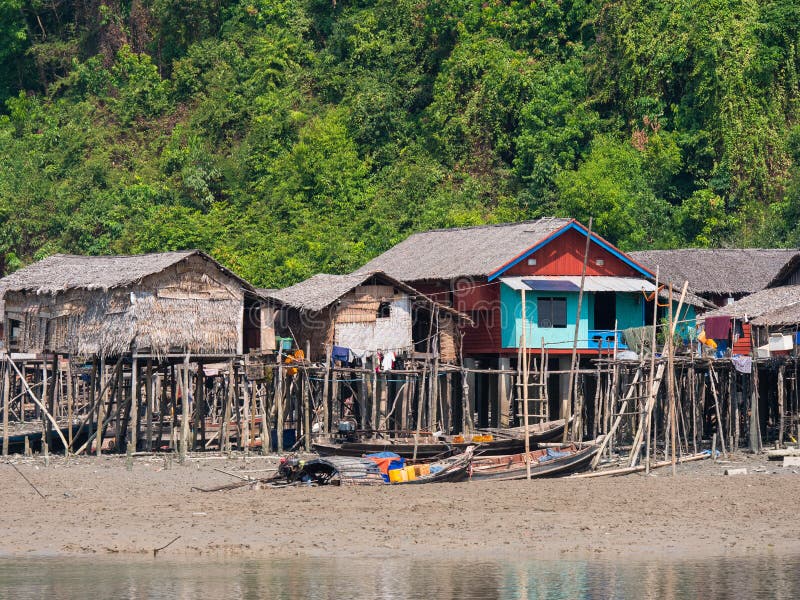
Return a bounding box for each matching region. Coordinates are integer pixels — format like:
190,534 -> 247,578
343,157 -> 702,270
414,464 -> 431,477
405,465 -> 417,481
388,468 -> 407,483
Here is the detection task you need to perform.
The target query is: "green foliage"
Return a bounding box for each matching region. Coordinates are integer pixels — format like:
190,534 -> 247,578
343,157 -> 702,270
1,0 -> 800,285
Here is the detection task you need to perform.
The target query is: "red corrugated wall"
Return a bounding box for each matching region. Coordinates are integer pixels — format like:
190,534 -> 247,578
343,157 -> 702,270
733,322 -> 752,355
503,228 -> 640,277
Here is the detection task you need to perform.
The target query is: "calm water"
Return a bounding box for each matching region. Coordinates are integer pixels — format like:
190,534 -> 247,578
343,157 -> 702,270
0,554 -> 796,599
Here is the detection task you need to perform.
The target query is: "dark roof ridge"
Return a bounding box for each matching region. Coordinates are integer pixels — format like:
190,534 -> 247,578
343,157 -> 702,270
404,217 -> 570,236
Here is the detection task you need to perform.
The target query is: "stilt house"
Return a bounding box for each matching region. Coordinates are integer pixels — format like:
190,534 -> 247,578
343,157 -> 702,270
701,254 -> 800,356
357,218 -> 699,359
0,250 -> 272,359
266,271 -> 469,363
630,248 -> 798,307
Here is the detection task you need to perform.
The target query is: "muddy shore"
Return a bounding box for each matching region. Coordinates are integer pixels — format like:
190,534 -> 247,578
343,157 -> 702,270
0,452 -> 797,560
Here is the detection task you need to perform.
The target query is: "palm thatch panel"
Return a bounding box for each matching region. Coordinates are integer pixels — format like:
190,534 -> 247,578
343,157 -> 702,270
630,249 -> 799,296
1,251 -> 251,358
703,284 -> 800,324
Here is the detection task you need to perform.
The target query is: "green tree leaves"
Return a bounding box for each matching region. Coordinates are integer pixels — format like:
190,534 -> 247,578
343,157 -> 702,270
2,0 -> 800,284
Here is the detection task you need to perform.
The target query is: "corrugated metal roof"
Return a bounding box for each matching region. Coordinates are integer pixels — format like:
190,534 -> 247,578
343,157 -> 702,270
500,276 -> 656,293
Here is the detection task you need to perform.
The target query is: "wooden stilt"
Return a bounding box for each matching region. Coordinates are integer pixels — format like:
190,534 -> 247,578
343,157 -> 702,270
145,359 -> 154,452
128,356 -> 139,455
778,364 -> 785,447
564,217 -> 592,444
322,345 -> 331,434
221,361 -> 234,453
275,361 -> 284,453
196,364 -> 205,450
66,358 -> 74,455
2,361 -> 9,457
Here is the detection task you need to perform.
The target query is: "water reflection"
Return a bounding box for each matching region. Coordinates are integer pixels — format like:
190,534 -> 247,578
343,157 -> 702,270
0,554 -> 794,599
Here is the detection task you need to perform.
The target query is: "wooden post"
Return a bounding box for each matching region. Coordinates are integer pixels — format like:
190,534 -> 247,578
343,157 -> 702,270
564,217 -> 592,444
708,364 -> 728,457
667,286 -> 677,476
778,364 -> 785,447
196,365 -> 205,450
128,356 -> 139,455
144,359 -> 154,452
179,356 -> 190,461
44,357 -> 55,453
370,360 -> 378,435
261,380 -> 270,456
66,358 -> 74,454
2,361 -> 9,457
322,345 -> 332,434
242,366 -> 250,455
156,364 -> 168,452
6,356 -> 69,450
222,360 -> 234,453
521,287 -> 532,480
114,362 -> 124,447
645,267 -> 659,473
303,368 -> 311,452
413,369 -> 426,461
276,361 -> 284,453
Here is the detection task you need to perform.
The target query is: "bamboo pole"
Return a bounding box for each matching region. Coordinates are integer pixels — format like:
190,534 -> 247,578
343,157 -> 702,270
322,344 -> 331,434
778,364 -> 785,447
708,364 -> 728,457
145,359 -> 154,452
2,361 -> 9,456
645,267 -> 659,473
66,358 -> 74,453
222,360 -> 234,453
128,356 -> 139,455
591,368 -> 643,469
521,288 -> 531,480
667,286 -> 677,476
6,355 -> 69,450
564,217 -> 592,444
275,356 -> 284,453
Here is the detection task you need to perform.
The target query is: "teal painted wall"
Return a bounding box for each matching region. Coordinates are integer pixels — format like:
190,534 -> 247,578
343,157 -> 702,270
501,284 -> 589,349
615,293 -> 644,330
501,285 -> 657,349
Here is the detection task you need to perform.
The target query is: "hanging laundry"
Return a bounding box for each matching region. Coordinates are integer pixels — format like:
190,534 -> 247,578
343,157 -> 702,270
381,351 -> 396,371
731,355 -> 752,374
332,345 -> 350,364
704,316 -> 731,339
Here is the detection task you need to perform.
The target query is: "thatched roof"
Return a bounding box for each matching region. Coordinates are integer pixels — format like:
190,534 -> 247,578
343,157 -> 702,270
751,303 -> 800,327
768,254 -> 800,287
629,249 -> 799,296
0,250 -> 256,296
356,218 -> 574,281
702,284 -> 800,322
267,271 -> 469,321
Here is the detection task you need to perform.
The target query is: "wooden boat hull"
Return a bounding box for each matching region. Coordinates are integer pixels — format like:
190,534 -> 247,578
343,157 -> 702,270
313,436 -> 524,459
0,423 -> 87,454
476,418 -> 571,446
313,440 -> 456,460
282,448 -> 473,485
470,444 -> 598,481
311,419 -> 572,460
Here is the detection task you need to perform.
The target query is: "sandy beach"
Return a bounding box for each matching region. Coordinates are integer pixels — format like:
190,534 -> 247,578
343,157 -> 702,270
0,452 -> 797,561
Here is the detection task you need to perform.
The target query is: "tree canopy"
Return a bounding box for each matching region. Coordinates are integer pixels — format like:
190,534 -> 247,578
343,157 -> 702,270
1,0 -> 799,284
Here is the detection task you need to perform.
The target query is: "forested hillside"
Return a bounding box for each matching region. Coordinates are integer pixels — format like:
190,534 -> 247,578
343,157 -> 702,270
2,0 -> 800,286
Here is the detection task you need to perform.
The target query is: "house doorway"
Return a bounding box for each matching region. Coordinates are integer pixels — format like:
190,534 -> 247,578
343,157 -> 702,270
593,292 -> 616,330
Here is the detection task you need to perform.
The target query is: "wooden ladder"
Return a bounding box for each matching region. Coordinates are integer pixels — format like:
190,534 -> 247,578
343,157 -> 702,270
515,349 -> 549,425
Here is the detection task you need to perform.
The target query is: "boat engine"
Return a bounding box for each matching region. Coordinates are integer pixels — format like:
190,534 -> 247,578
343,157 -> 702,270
334,419 -> 358,442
